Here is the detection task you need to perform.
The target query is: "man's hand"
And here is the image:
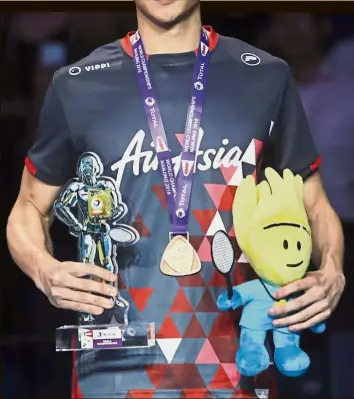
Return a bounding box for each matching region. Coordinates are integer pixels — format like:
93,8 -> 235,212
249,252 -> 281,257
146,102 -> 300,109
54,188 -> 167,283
37,260 -> 118,315
269,261 -> 345,331
268,172 -> 345,332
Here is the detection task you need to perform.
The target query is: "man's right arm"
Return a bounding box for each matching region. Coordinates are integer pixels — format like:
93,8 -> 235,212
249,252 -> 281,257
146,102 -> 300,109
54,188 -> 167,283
7,168 -> 59,285
7,168 -> 117,315
7,72 -> 118,315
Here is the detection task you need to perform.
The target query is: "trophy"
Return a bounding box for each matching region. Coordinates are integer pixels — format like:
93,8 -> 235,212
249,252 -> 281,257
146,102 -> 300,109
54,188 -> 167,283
54,152 -> 155,351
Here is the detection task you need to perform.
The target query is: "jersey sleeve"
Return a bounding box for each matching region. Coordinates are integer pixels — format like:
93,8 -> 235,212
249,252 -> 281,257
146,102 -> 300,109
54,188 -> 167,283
263,65 -> 321,180
25,76 -> 77,186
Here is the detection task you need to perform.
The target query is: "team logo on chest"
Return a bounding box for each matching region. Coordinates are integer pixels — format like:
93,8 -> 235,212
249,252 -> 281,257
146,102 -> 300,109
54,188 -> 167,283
111,128 -> 262,188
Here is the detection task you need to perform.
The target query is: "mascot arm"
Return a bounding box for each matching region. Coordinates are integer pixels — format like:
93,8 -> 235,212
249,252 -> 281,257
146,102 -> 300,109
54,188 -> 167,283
217,280 -> 257,311
311,322 -> 326,334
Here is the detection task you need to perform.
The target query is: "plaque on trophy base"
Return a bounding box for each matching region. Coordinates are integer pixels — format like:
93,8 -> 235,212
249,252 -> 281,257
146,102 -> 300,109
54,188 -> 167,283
56,321 -> 156,351
53,152 -> 156,352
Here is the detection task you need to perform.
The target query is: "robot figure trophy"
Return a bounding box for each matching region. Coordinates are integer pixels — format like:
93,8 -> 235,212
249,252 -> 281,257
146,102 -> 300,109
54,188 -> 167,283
54,152 -> 155,351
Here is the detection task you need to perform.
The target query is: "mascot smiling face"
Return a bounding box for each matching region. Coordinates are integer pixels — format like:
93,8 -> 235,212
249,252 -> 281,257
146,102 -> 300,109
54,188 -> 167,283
233,168 -> 312,286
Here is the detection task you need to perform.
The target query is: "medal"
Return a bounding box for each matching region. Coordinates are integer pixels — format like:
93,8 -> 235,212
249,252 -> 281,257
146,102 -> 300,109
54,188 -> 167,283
132,29 -> 211,276
259,279 -> 288,308
161,235 -> 201,276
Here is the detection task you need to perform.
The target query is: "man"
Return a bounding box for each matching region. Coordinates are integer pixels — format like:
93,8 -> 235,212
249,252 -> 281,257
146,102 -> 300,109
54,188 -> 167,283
7,2 -> 345,398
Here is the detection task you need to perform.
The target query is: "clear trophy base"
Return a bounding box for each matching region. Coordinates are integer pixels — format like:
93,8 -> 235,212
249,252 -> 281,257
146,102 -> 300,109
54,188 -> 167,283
254,389 -> 269,398
56,322 -> 155,351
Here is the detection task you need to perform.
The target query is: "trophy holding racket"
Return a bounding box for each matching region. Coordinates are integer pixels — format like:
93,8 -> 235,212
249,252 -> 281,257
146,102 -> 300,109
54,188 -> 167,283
53,152 -> 155,351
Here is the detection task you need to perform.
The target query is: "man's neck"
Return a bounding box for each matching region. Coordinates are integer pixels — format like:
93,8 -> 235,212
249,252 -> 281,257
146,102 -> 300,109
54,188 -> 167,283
136,9 -> 202,54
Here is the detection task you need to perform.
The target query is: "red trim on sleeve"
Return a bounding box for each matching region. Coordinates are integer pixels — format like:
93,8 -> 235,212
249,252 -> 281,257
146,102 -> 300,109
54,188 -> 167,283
25,156 -> 37,176
120,25 -> 219,58
310,155 -> 322,172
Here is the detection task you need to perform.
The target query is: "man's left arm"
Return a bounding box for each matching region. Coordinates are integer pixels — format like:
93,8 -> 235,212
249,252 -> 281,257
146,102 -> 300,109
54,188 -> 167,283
262,63 -> 345,330
304,171 -> 343,271
271,172 -> 345,331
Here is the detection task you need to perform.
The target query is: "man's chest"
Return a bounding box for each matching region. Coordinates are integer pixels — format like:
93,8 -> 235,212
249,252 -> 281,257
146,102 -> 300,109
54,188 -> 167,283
65,64 -> 276,191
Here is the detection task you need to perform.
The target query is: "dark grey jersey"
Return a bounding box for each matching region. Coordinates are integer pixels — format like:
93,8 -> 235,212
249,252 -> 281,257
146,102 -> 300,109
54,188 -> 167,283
26,27 -> 319,399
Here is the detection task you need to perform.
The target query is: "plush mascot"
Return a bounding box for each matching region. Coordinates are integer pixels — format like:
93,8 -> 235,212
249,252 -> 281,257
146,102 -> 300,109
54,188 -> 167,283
217,168 -> 326,377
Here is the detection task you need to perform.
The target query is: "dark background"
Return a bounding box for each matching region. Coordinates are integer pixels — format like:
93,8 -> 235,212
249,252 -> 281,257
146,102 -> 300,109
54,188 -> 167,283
1,9 -> 354,399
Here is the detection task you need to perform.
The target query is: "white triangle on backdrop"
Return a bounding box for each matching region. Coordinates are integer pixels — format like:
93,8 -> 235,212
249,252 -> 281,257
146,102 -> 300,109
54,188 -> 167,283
240,140 -> 256,166
157,338 -> 182,364
206,211 -> 226,236
229,165 -> 244,187
238,252 -> 249,263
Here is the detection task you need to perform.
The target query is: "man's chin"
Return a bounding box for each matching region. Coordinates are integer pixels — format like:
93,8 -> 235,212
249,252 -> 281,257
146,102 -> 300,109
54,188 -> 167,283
136,0 -> 200,30
139,10 -> 185,30
151,17 -> 182,31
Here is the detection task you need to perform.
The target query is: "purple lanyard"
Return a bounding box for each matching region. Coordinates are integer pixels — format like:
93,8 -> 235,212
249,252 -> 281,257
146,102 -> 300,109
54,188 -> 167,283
132,29 -> 210,237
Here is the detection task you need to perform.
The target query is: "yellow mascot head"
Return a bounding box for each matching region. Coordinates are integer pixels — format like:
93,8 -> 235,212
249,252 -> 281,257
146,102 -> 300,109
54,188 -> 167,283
233,168 -> 312,286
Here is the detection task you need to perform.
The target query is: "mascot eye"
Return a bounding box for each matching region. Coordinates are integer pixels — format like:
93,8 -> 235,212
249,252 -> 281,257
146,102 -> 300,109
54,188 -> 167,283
283,240 -> 288,250
297,241 -> 301,251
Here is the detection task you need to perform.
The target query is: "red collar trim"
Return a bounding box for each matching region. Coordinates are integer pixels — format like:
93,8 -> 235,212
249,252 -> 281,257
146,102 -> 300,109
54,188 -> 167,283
120,25 -> 219,58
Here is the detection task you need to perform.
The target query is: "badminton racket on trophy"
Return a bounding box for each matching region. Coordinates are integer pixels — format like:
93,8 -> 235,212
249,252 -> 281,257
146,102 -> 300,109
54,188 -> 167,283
211,230 -> 236,300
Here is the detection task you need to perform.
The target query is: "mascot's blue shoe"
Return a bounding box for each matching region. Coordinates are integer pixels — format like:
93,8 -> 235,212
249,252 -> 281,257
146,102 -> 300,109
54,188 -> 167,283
236,344 -> 270,377
274,345 -> 310,377
273,330 -> 310,377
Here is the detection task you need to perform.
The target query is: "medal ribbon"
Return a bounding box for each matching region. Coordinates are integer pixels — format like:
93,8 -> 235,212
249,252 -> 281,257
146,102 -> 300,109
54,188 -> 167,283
132,29 -> 211,236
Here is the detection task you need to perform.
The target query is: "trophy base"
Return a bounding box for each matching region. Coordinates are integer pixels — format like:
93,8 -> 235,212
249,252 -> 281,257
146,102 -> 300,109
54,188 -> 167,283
56,322 -> 155,351
254,389 -> 270,398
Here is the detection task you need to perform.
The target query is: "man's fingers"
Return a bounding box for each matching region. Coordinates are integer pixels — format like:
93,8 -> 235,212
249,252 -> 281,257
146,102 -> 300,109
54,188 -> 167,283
66,262 -> 116,282
52,299 -> 104,315
272,298 -> 329,328
288,310 -> 332,332
275,275 -> 322,299
306,270 -> 327,285
50,286 -> 115,309
270,285 -> 326,315
65,275 -> 118,297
